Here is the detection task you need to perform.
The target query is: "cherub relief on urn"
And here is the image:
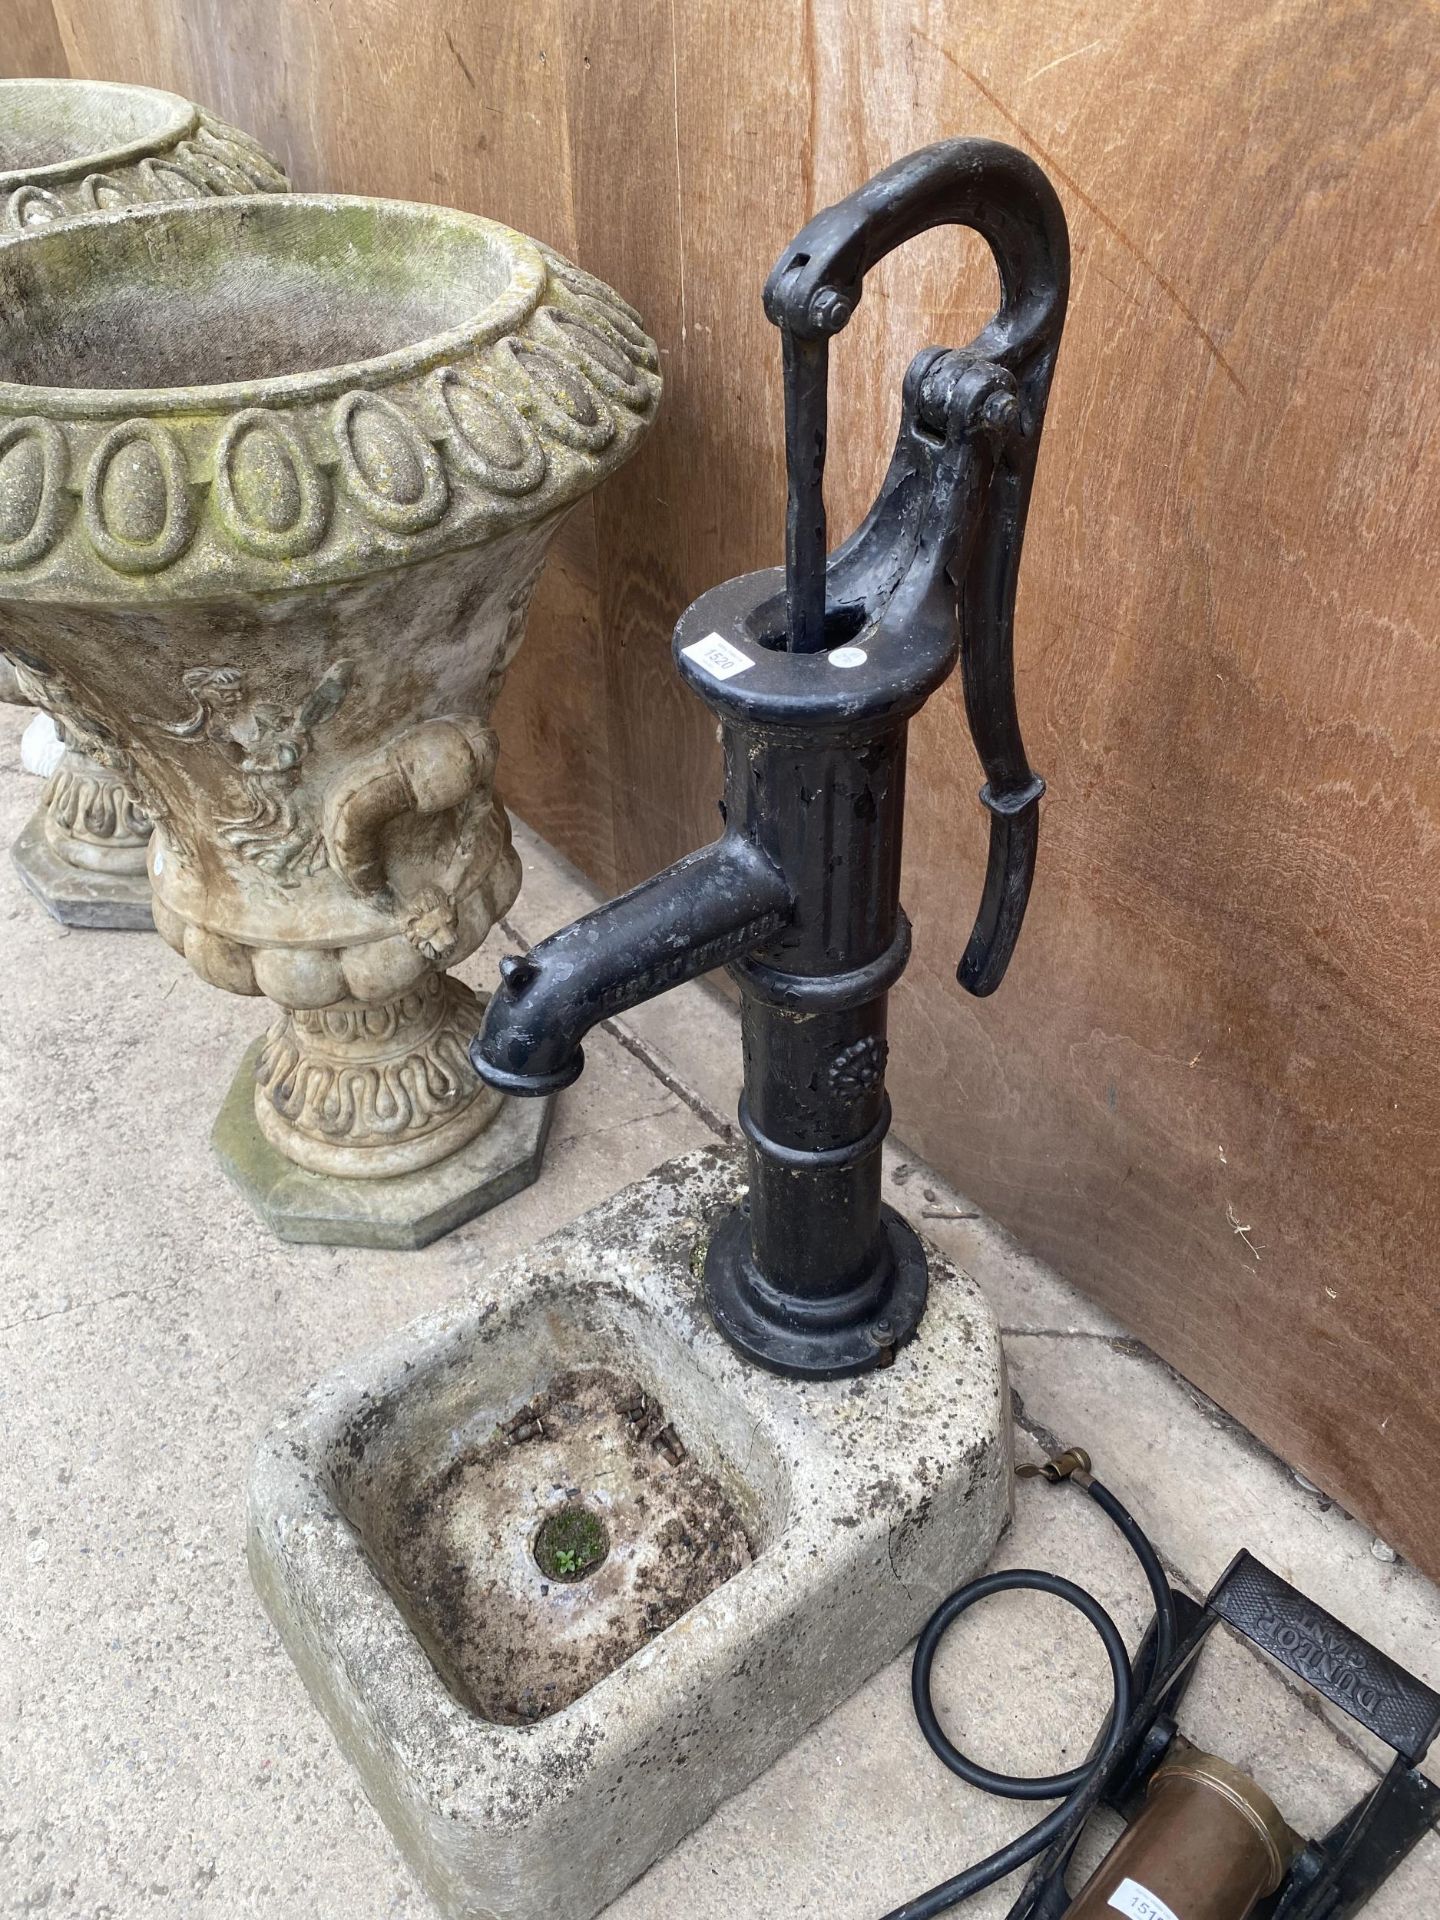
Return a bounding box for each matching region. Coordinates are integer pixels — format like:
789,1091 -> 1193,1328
0,77 -> 290,930
0,191 -> 661,1245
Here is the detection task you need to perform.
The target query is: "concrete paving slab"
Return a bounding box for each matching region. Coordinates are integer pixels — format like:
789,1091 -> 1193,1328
3,706 -> 1438,1919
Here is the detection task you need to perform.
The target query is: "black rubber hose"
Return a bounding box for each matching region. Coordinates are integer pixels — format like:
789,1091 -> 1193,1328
879,1469 -> 1177,1920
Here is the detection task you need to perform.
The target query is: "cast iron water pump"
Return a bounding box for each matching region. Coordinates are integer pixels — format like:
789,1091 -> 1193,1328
472,138 -> 1068,1378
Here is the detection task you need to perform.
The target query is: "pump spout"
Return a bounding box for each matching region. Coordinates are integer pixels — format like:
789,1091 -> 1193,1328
471,834 -> 793,1097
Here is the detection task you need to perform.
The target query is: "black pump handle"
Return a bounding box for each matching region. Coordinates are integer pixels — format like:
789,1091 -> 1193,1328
763,136 -> 1069,363
764,137 -> 1070,996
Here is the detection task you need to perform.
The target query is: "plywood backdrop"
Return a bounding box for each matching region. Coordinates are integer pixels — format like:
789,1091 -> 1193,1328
9,0 -> 1439,1573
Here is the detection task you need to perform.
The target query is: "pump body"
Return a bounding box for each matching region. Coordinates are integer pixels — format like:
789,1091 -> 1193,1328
474,138 -> 1069,1377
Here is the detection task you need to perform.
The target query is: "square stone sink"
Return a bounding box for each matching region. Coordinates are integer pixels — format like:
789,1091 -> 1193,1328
249,1146 -> 1010,1920
364,1358 -> 762,1727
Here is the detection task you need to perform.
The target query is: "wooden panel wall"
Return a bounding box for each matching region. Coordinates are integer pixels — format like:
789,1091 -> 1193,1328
19,0 -> 1440,1574
2,0 -> 67,77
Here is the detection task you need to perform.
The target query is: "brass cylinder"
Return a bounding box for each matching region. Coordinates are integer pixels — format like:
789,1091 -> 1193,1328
1065,1747 -> 1296,1920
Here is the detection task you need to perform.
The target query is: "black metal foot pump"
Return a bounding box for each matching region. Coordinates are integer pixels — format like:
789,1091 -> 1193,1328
882,1450 -> 1440,1920
472,137 -> 1069,1378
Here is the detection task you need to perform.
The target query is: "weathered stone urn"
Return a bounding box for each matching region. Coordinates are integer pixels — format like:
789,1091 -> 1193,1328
0,77 -> 290,929
0,192 -> 660,1243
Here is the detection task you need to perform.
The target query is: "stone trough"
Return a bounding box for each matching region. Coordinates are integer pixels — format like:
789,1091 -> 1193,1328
248,1147 -> 1011,1920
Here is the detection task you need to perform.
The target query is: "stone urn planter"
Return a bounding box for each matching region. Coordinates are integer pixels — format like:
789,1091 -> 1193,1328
0,77 -> 290,929
0,192 -> 660,1244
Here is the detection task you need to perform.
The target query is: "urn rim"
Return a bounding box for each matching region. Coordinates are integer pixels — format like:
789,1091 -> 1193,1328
0,192 -> 550,419
0,192 -> 660,599
0,78 -> 200,192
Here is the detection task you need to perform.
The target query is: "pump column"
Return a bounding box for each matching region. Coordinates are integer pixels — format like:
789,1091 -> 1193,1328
702,709 -> 931,1379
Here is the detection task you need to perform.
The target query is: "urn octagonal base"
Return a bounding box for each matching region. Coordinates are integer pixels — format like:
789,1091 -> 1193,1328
213,1036 -> 554,1249
10,810 -> 155,931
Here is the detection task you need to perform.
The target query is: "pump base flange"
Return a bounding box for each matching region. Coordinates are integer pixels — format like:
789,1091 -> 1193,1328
703,1201 -> 929,1379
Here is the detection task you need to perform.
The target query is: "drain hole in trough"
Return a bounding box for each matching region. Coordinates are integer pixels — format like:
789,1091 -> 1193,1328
367,1366 -> 757,1723
534,1503 -> 610,1583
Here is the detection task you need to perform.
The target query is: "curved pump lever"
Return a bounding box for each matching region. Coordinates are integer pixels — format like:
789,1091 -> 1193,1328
763,137 -> 1069,996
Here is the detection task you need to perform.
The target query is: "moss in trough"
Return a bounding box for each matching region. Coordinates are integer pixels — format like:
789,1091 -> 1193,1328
533,1503 -> 609,1584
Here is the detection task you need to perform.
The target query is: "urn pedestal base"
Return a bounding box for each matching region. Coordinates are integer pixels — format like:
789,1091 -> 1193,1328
213,1036 -> 554,1249
11,809 -> 155,931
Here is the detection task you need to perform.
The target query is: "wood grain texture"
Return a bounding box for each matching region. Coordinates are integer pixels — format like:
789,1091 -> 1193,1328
3,0 -> 69,77
45,0 -> 1440,1573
